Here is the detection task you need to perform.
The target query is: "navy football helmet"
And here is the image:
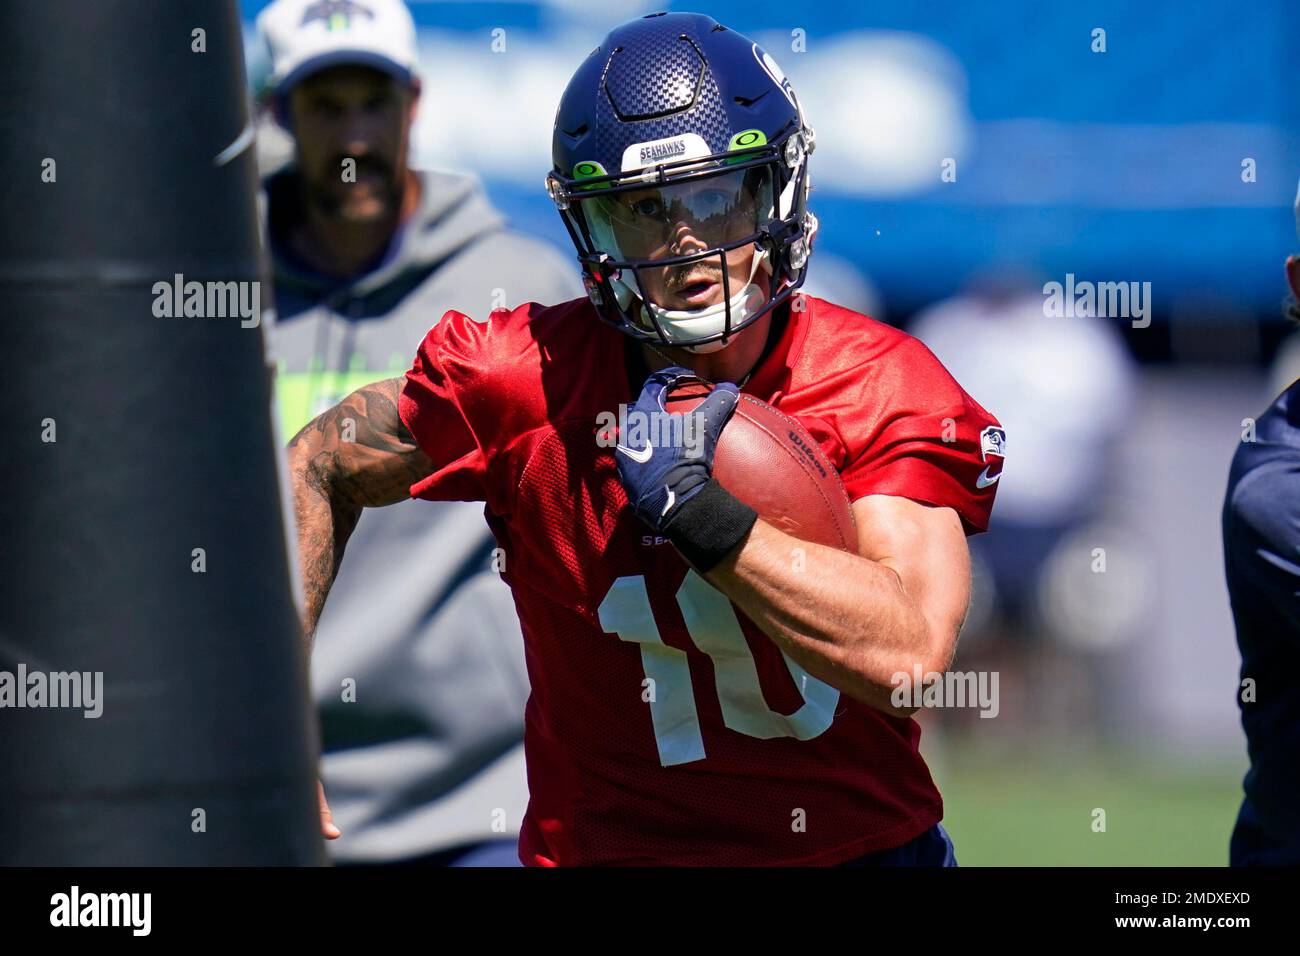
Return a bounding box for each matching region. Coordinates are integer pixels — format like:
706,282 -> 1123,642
546,12 -> 817,352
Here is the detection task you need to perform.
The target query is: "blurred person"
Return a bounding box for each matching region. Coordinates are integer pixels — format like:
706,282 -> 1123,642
910,279 -> 1141,748
256,0 -> 580,866
911,277 -> 1136,643
288,12 -> 1004,866
1221,187 -> 1300,866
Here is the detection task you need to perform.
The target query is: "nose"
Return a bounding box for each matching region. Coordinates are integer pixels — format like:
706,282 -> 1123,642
669,221 -> 708,257
339,107 -> 382,158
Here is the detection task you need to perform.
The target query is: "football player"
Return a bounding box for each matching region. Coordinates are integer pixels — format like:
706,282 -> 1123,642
288,12 -> 1004,865
1221,184 -> 1300,866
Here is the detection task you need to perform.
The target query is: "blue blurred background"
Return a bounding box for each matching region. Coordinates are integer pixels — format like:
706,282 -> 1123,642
244,0 -> 1300,321
242,0 -> 1300,864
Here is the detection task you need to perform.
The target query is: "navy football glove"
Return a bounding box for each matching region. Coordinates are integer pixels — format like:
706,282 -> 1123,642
614,367 -> 758,571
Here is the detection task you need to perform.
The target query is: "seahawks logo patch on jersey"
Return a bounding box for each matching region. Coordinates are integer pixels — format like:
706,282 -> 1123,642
980,425 -> 1007,461
976,426 -> 1006,490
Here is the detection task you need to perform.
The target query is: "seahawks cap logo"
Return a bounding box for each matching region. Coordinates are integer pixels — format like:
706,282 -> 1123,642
301,0 -> 375,29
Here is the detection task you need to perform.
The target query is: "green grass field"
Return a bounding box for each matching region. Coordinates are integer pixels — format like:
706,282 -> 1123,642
931,748 -> 1246,866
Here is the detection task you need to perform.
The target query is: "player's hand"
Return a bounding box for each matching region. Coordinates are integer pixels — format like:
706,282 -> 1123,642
614,367 -> 757,572
615,367 -> 739,533
318,780 -> 341,840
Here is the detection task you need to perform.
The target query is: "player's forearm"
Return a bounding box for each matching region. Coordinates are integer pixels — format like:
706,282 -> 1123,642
288,443 -> 362,650
705,519 -> 943,712
283,378 -> 432,649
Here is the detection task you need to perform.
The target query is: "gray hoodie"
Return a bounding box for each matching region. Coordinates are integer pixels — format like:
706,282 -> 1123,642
262,165 -> 582,861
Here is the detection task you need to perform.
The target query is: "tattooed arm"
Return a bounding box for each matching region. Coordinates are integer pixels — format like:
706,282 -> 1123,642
287,376 -> 434,841
286,376 -> 434,651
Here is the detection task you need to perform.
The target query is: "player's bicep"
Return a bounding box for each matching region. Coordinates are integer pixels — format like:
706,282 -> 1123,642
852,494 -> 971,669
288,376 -> 434,509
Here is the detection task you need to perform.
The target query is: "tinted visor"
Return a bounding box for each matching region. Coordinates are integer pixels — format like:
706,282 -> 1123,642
582,166 -> 774,262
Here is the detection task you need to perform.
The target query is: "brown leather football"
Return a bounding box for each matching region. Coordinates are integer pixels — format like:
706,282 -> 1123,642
665,381 -> 858,553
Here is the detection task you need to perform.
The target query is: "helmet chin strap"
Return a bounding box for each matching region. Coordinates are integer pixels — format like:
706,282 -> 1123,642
640,247 -> 771,354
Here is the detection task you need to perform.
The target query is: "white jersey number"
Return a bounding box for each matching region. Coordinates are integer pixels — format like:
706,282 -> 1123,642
597,571 -> 840,766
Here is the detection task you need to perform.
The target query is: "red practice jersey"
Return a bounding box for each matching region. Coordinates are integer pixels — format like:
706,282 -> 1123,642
398,294 -> 1003,866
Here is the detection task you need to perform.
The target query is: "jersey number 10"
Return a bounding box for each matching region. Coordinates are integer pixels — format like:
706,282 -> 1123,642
598,572 -> 840,766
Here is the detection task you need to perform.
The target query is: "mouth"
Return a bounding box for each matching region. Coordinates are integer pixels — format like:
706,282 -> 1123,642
350,169 -> 387,189
671,276 -> 720,307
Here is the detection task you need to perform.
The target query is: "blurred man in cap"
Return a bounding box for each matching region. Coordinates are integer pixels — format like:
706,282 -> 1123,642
254,0 -> 580,866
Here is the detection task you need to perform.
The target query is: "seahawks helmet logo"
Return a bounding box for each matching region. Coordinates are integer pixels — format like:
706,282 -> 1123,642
640,140 -> 687,165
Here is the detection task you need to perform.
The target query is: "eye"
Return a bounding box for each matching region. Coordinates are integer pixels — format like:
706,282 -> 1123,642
309,98 -> 343,120
628,197 -> 663,218
364,89 -> 396,112
694,190 -> 731,217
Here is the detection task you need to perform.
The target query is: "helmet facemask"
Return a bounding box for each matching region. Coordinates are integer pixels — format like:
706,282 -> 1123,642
548,128 -> 815,352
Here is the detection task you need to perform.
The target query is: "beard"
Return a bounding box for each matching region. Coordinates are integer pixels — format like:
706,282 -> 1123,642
303,155 -> 404,223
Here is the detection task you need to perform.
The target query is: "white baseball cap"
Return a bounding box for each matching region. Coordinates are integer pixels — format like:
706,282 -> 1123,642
257,0 -> 419,95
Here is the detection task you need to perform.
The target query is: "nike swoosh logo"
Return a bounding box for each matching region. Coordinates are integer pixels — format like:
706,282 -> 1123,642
976,467 -> 1001,489
616,443 -> 654,464
661,488 -> 675,517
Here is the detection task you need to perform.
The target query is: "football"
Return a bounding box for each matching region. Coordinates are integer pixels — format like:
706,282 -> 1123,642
665,380 -> 858,553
